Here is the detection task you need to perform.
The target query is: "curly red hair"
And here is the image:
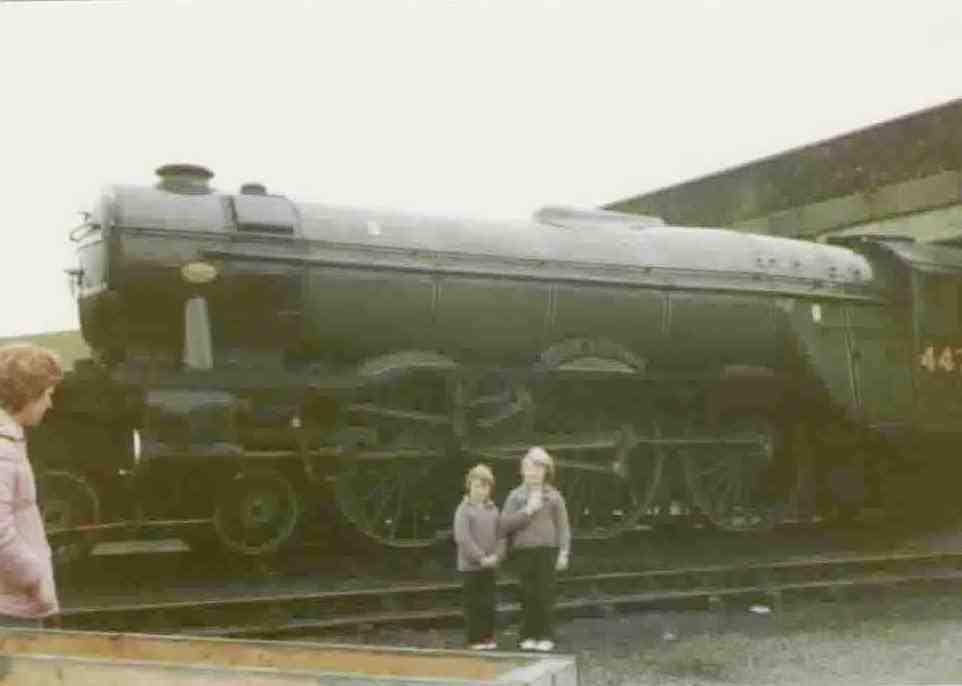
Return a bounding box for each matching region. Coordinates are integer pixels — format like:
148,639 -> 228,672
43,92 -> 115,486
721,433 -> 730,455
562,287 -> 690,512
0,344 -> 64,413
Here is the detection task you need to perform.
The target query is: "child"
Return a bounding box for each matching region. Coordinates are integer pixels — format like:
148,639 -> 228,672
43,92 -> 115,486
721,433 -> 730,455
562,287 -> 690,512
453,464 -> 505,650
500,446 -> 570,652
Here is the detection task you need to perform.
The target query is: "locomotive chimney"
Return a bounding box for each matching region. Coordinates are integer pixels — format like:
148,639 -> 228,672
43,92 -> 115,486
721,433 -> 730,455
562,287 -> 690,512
155,163 -> 214,195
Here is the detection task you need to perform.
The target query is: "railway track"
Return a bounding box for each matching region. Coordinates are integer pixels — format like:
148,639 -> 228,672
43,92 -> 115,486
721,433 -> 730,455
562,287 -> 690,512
58,549 -> 962,638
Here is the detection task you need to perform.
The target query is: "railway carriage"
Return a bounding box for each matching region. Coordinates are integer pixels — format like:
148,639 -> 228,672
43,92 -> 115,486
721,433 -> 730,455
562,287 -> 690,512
31,164 -> 962,559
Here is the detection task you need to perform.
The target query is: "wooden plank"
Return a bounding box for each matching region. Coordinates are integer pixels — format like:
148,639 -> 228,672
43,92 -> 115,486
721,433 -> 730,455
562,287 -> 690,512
0,630 -> 576,686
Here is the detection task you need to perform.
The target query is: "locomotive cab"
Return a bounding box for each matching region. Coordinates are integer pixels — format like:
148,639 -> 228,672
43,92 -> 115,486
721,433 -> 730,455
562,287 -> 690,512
832,236 -> 962,434
897,241 -> 962,433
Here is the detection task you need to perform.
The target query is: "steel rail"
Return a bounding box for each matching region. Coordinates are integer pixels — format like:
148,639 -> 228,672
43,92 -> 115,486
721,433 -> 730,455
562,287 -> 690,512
59,549 -> 962,637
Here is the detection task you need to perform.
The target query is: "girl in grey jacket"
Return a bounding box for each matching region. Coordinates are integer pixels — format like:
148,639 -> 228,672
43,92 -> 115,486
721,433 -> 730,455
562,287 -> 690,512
500,447 -> 570,652
453,464 -> 505,649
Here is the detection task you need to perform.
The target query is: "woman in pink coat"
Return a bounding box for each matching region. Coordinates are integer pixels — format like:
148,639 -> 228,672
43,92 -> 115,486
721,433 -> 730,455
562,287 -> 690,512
0,343 -> 63,627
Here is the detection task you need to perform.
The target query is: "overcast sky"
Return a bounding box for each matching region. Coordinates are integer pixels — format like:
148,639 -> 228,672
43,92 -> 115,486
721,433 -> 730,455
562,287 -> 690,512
1,0 -> 961,337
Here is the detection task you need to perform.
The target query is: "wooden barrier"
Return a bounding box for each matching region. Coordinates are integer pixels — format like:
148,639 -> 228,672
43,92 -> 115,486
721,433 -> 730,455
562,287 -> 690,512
0,629 -> 577,686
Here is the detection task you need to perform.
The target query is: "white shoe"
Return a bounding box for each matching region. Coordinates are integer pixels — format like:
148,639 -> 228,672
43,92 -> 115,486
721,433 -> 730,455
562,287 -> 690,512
520,639 -> 538,651
535,640 -> 555,652
469,643 -> 488,650
481,641 -> 498,650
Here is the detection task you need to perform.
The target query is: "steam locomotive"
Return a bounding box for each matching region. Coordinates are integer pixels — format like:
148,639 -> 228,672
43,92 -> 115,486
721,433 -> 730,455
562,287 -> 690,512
32,163 -> 962,559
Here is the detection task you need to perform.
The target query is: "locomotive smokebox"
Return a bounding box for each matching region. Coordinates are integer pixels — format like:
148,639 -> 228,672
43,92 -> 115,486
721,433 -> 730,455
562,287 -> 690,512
155,163 -> 214,195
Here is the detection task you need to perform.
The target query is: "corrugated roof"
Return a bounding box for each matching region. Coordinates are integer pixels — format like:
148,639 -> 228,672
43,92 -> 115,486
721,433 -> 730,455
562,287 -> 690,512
605,98 -> 962,228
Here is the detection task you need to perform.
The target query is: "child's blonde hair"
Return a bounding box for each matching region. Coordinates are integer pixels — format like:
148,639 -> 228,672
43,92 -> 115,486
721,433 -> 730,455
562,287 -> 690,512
522,446 -> 555,482
465,463 -> 495,492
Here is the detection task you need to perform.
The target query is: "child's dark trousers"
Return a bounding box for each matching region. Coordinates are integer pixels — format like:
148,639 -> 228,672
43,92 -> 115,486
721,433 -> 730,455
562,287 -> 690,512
462,569 -> 496,644
514,546 -> 557,641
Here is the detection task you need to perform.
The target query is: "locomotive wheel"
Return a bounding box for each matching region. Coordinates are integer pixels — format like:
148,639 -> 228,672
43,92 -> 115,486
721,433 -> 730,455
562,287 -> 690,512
554,463 -> 643,539
38,470 -> 100,565
682,430 -> 774,531
335,456 -> 462,548
550,428 -> 663,539
214,468 -> 301,556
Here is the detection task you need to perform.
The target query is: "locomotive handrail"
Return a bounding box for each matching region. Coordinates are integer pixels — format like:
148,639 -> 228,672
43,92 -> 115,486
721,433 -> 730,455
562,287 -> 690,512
199,245 -> 887,303
47,517 -> 213,537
